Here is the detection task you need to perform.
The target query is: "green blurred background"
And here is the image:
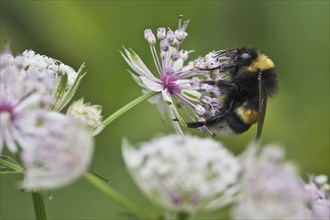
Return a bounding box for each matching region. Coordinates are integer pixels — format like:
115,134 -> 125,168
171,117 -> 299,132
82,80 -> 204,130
1,1 -> 329,219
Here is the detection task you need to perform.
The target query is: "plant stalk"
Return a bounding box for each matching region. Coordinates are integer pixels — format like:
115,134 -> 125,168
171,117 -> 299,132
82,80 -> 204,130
177,211 -> 190,220
84,171 -> 153,220
32,191 -> 47,220
103,92 -> 157,126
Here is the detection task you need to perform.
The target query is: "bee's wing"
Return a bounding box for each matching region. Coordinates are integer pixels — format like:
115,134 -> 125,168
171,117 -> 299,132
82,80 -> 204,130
255,72 -> 268,142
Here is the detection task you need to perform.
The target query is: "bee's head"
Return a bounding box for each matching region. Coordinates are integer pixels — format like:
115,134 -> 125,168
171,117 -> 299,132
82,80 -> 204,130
233,47 -> 259,68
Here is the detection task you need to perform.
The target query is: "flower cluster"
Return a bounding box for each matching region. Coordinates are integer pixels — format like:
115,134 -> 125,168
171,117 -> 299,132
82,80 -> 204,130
233,144 -> 330,219
122,134 -> 241,214
67,98 -> 104,135
0,48 -> 103,189
21,112 -> 94,190
122,16 -> 232,134
303,175 -> 330,219
122,133 -> 330,218
233,144 -> 309,219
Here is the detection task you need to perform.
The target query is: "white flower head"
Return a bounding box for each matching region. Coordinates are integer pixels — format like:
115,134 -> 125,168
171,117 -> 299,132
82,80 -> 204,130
21,112 -> 94,190
303,175 -> 330,219
233,144 -> 310,219
20,50 -> 85,111
122,134 -> 241,214
67,98 -> 104,135
0,51 -> 54,153
121,16 -> 230,134
1,49 -> 94,190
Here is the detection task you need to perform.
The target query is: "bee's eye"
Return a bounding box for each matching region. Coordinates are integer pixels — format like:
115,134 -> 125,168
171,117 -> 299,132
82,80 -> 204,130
235,52 -> 253,67
238,53 -> 252,61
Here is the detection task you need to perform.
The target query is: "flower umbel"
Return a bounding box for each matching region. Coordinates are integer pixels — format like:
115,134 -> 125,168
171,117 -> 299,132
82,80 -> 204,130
232,144 -> 329,220
20,50 -> 85,111
121,16 -> 229,134
0,49 -> 95,190
21,112 -> 94,190
0,51 -> 54,153
122,134 -> 241,214
303,175 -> 330,219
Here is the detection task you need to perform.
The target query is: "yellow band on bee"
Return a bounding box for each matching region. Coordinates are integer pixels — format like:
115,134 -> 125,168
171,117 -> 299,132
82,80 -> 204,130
236,106 -> 258,124
246,54 -> 275,72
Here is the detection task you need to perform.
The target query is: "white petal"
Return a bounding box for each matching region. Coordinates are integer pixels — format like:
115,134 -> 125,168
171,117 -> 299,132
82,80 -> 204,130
121,51 -> 146,76
175,79 -> 192,89
148,94 -> 167,122
15,93 -> 43,112
122,47 -> 161,83
161,89 -> 185,134
166,105 -> 184,135
161,89 -> 173,106
3,127 -> 18,153
172,58 -> 184,71
181,89 -> 202,102
128,70 -> 147,89
156,99 -> 167,122
140,76 -> 163,92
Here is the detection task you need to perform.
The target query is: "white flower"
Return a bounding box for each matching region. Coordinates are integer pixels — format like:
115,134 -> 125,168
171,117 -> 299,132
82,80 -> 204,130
0,51 -> 54,153
122,134 -> 241,214
21,112 -> 94,190
303,175 -> 330,219
232,144 -> 310,219
20,50 -> 85,111
1,49 -> 94,190
67,98 -> 104,135
121,16 -> 229,134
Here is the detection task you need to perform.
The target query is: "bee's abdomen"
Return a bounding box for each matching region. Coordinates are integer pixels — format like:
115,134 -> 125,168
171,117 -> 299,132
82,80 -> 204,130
235,106 -> 258,125
226,111 -> 252,134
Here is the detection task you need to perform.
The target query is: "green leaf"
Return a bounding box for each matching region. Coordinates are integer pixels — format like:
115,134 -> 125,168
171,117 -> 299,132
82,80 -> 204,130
0,155 -> 24,174
52,74 -> 68,111
0,166 -> 21,174
57,63 -> 86,111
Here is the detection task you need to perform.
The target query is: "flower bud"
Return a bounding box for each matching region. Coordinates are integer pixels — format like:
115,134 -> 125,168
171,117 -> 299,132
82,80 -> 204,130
160,40 -> 169,52
67,98 -> 104,135
157,27 -> 166,40
144,29 -> 156,45
166,30 -> 175,43
175,29 -> 188,41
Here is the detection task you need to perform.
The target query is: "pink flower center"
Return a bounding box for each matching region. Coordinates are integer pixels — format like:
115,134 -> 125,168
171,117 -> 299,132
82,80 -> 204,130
161,74 -> 179,94
0,101 -> 15,121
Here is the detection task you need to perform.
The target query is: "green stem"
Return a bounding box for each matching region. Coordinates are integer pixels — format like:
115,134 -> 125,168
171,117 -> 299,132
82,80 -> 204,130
32,191 -> 47,220
103,92 -> 157,127
84,171 -> 153,220
177,212 -> 190,220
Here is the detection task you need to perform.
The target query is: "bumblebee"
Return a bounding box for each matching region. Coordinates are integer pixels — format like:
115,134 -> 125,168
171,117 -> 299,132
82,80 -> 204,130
187,47 -> 278,141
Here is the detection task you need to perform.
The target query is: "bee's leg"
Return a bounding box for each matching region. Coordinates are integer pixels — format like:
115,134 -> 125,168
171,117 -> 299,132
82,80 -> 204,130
186,121 -> 205,128
210,131 -> 217,138
215,80 -> 238,93
201,80 -> 216,85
